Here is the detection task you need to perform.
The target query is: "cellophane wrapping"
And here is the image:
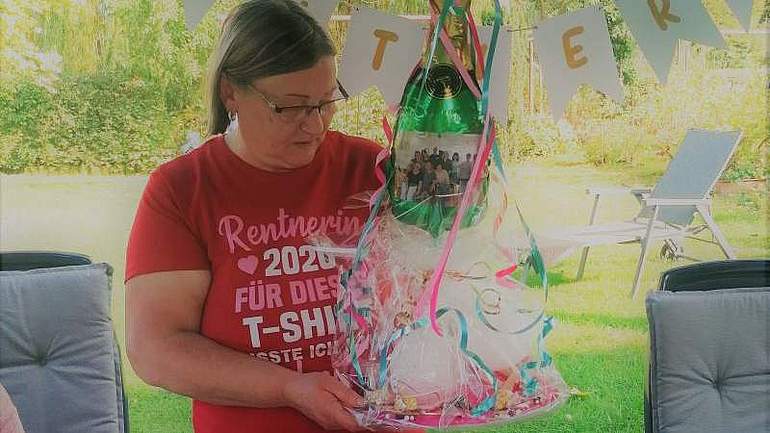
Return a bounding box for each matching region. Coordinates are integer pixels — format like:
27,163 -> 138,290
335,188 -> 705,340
314,166 -> 568,430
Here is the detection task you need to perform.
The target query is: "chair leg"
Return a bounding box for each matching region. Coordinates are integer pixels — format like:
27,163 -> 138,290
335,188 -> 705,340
577,246 -> 590,280
632,206 -> 660,298
696,204 -> 736,259
577,194 -> 601,280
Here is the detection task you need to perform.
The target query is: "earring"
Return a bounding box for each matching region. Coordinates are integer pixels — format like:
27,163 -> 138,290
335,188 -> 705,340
226,110 -> 239,136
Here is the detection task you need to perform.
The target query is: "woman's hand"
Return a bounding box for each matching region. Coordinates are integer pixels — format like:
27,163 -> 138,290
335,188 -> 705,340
282,371 -> 365,432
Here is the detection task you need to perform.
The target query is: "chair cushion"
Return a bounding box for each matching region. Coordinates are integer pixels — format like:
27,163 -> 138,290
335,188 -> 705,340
646,288 -> 770,433
0,263 -> 122,433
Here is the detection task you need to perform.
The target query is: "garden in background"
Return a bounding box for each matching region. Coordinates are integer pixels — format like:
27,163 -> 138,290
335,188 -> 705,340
1,0 -> 767,432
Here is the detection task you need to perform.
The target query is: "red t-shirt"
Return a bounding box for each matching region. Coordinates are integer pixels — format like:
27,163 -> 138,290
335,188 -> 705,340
126,131 -> 382,433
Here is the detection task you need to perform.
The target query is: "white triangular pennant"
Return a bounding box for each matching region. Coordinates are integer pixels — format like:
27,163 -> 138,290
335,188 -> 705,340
183,0 -> 216,30
533,6 -> 624,121
725,0 -> 754,31
294,0 -> 338,31
614,0 -> 725,84
338,7 -> 424,107
478,27 -> 513,125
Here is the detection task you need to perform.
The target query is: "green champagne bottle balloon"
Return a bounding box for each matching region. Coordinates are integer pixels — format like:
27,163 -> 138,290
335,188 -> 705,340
389,0 -> 488,238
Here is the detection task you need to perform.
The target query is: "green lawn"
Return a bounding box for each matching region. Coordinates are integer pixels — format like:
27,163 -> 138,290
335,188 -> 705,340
1,158 -> 766,433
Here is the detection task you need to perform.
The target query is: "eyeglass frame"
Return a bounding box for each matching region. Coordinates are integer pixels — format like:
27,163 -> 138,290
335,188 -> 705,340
249,79 -> 350,123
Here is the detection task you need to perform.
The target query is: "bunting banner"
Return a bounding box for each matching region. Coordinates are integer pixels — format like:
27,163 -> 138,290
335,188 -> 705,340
725,0 -> 754,31
478,26 -> 513,125
295,0 -> 339,30
533,6 -> 624,121
614,0 -> 725,84
180,1 -> 736,118
338,7 -> 424,107
182,0 -> 215,30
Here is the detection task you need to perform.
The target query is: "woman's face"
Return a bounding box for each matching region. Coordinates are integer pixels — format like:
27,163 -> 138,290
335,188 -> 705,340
223,56 -> 340,171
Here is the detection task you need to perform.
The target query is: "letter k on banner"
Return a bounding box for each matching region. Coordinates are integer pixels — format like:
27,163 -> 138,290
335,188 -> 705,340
614,0 -> 725,84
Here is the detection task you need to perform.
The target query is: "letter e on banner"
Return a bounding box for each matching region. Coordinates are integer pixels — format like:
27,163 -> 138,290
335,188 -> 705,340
562,26 -> 588,69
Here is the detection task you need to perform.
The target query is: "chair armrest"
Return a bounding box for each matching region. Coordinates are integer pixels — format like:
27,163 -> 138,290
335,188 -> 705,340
583,186 -> 651,226
643,198 -> 711,207
585,186 -> 632,196
586,186 -> 651,197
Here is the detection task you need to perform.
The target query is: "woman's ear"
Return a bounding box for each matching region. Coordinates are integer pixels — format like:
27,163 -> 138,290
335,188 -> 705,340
219,76 -> 237,113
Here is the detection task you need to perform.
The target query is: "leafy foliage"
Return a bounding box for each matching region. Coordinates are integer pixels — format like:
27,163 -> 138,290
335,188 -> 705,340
0,0 -> 766,180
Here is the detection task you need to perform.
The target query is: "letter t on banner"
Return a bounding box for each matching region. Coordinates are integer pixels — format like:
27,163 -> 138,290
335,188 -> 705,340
533,6 -> 624,122
338,7 -> 424,107
614,0 -> 725,84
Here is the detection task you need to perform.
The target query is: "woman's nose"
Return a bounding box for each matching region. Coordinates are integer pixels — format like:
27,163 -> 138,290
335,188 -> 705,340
299,109 -> 325,134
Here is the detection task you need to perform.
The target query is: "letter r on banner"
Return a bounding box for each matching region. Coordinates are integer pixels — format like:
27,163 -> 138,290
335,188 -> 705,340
372,29 -> 399,71
562,26 -> 588,69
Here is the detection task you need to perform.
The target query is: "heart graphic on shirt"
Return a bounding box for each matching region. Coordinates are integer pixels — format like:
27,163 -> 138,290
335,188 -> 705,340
237,255 -> 259,275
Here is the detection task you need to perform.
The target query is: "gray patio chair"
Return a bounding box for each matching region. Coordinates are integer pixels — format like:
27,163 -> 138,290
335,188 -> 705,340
541,129 -> 742,297
645,259 -> 770,433
0,251 -> 128,433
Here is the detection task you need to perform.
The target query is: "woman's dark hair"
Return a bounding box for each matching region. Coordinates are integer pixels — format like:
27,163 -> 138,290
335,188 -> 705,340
206,0 -> 336,136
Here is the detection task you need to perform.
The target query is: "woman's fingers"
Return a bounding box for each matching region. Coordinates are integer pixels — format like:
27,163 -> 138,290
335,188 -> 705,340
323,374 -> 364,408
330,403 -> 363,432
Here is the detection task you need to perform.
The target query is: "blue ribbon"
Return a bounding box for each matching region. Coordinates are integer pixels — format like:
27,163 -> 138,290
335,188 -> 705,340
375,308 -> 498,417
421,0 -> 454,93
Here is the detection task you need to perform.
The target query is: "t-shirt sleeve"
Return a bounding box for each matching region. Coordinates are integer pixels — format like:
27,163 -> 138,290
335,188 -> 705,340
125,169 -> 209,281
348,135 -> 386,191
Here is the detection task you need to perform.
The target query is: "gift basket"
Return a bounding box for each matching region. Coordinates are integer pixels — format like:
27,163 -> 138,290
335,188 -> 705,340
319,0 -> 569,428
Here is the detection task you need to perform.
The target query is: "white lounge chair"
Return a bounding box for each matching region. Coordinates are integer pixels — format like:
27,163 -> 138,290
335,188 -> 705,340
540,129 -> 742,298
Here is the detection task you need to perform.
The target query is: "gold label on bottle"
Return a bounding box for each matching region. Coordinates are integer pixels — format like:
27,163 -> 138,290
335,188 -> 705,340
425,64 -> 463,99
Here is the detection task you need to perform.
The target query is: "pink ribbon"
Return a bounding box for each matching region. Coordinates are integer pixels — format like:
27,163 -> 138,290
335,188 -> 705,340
438,29 -> 481,99
495,264 -> 518,289
466,10 -> 485,83
416,114 -> 497,335
429,5 -> 481,100
368,117 -> 392,212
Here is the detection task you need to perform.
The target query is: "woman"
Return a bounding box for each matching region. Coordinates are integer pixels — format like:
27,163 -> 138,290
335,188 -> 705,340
406,161 -> 422,201
449,152 -> 460,186
433,163 -> 452,197
419,160 -> 436,199
125,1 -> 401,432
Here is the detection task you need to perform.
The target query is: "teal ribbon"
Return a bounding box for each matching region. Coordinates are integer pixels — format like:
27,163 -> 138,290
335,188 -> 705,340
517,316 -> 555,397
421,0 -> 454,93
513,201 -> 548,301
492,140 -> 506,183
376,308 -> 498,417
475,297 -> 545,336
478,0 -> 506,182
479,0 -> 502,118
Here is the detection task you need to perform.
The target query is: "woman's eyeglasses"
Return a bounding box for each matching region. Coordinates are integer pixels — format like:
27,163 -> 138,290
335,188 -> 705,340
250,80 -> 349,124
